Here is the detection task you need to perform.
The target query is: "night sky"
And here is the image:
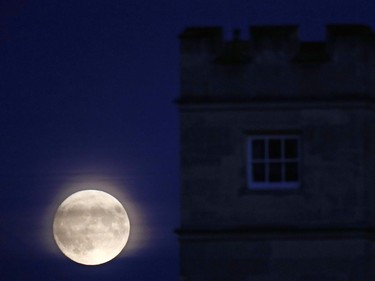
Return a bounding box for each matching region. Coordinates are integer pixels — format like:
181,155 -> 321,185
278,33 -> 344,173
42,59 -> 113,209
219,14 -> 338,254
1,0 -> 375,280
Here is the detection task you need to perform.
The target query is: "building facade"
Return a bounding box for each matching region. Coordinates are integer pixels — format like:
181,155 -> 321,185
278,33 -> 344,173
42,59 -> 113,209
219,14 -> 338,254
177,25 -> 375,281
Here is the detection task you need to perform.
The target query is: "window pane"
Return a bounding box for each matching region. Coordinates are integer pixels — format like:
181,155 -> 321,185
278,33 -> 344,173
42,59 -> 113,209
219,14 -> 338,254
252,163 -> 266,182
285,139 -> 298,159
269,163 -> 282,182
268,139 -> 281,159
285,162 -> 298,181
252,140 -> 265,159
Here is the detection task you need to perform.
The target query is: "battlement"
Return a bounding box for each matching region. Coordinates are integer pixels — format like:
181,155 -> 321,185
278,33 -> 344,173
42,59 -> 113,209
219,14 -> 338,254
180,24 -> 374,58
179,24 -> 375,101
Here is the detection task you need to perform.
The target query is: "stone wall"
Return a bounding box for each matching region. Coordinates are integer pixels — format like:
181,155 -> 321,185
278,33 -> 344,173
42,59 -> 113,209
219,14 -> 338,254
180,106 -> 367,229
178,24 -> 375,281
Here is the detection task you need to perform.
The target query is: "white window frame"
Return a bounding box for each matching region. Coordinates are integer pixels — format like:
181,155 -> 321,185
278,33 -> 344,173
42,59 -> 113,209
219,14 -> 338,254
247,135 -> 300,190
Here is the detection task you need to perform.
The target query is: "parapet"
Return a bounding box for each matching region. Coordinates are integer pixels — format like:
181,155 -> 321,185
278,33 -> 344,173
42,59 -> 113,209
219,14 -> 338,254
180,24 -> 375,60
251,25 -> 299,54
179,24 -> 375,101
326,24 -> 372,38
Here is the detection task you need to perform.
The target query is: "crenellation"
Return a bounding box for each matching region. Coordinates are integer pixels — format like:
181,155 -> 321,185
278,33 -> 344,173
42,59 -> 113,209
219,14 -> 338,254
326,25 -> 373,64
179,24 -> 375,100
250,25 -> 299,60
326,24 -> 372,39
180,24 -> 375,59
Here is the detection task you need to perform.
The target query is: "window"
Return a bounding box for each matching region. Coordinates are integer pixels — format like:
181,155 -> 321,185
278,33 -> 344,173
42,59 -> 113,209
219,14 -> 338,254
247,135 -> 300,190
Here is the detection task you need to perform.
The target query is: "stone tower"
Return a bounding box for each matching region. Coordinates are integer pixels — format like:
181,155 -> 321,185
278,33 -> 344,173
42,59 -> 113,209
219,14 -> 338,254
177,24 -> 375,281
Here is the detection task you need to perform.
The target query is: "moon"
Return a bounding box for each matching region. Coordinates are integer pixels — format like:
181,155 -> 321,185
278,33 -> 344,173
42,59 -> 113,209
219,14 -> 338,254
53,190 -> 130,265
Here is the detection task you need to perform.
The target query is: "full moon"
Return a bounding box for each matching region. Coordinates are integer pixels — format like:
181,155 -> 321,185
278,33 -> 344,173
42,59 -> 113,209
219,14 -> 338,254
53,190 -> 130,265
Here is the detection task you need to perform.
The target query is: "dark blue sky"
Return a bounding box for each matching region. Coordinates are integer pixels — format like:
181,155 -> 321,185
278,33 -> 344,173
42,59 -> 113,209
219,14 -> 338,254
1,0 -> 375,280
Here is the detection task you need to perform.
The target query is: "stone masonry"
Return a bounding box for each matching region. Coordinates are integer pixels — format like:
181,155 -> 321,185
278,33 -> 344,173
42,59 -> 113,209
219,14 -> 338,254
177,25 -> 375,281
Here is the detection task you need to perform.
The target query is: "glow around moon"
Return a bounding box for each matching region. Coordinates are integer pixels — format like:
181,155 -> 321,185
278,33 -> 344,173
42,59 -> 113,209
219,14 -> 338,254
53,190 -> 130,265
